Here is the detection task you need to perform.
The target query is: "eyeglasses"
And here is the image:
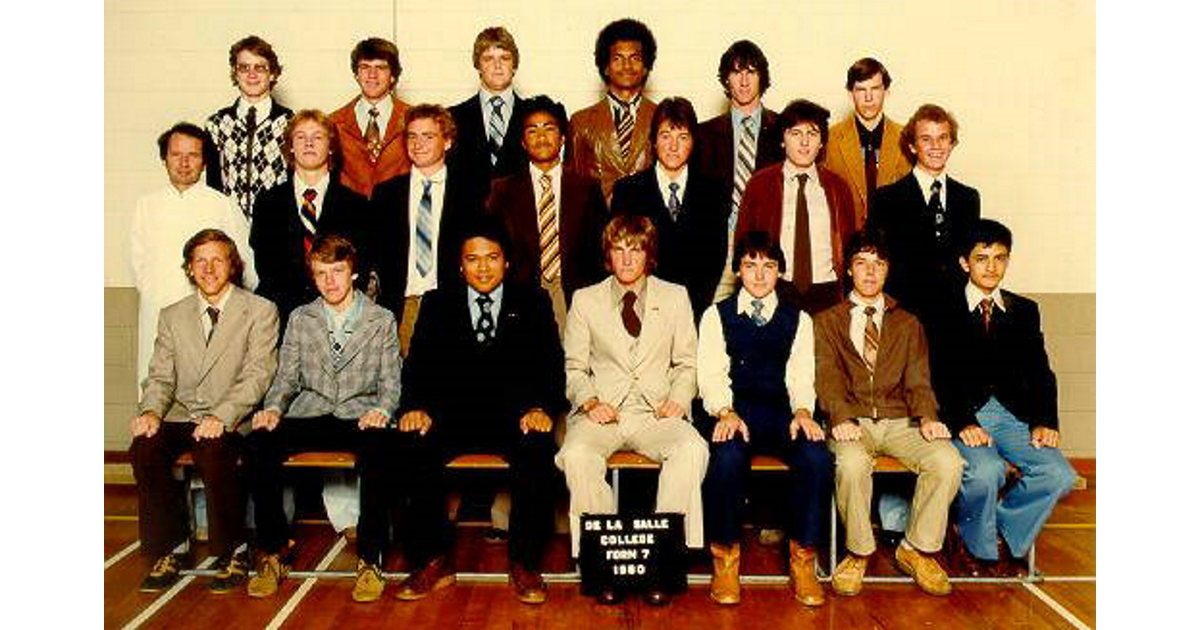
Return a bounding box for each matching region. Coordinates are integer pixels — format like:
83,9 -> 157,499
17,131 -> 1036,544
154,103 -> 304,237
236,63 -> 271,75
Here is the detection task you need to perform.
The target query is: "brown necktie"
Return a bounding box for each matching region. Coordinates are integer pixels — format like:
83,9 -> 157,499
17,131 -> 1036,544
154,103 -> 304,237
621,290 -> 641,338
206,306 -> 220,345
365,107 -> 382,163
980,297 -> 994,333
792,173 -> 812,291
863,305 -> 878,372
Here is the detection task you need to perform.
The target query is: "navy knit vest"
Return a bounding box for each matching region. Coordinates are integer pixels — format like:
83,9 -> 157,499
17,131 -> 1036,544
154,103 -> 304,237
716,295 -> 801,428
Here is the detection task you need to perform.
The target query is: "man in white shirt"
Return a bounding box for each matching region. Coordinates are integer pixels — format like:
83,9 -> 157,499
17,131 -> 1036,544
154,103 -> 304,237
131,122 -> 256,391
698,230 -> 832,607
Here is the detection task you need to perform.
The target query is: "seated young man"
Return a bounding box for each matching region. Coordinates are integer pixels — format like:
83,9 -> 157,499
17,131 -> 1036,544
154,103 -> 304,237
400,220 -> 566,604
245,234 -> 447,603
698,231 -> 833,607
814,230 -> 963,597
929,219 -> 1076,575
556,214 -> 708,607
131,229 -> 278,594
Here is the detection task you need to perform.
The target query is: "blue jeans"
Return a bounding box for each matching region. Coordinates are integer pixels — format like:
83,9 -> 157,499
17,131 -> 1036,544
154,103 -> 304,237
953,397 -> 1076,560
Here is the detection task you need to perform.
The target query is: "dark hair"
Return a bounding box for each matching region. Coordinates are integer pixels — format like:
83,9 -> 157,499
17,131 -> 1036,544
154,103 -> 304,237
157,122 -> 211,161
778,99 -> 832,159
228,35 -> 283,90
458,215 -> 512,259
181,229 -> 245,288
843,230 -> 891,273
900,104 -> 960,160
960,219 -> 1013,258
717,40 -> 771,98
649,97 -> 698,163
404,103 -> 458,144
845,57 -> 891,90
283,109 -> 342,171
307,233 -> 358,275
593,18 -> 657,82
472,26 -> 520,70
602,214 -> 658,274
732,230 -> 786,275
351,37 -> 402,78
520,95 -> 569,136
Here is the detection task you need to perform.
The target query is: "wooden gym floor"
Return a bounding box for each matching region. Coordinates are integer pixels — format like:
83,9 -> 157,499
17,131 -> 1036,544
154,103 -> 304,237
104,461 -> 1095,629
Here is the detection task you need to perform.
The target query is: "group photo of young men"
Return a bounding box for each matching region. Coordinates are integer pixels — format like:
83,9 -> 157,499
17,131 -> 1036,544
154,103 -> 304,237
122,15 -> 1079,614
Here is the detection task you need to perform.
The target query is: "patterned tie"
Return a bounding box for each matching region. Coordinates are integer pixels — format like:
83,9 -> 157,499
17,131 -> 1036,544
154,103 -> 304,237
750,298 -> 766,327
537,173 -> 560,282
980,296 -> 994,333
416,179 -> 434,277
621,290 -> 641,337
300,188 -> 318,251
668,182 -> 681,222
791,173 -> 812,291
863,305 -> 879,372
488,95 -> 505,166
929,180 -> 948,243
614,99 -> 634,163
475,294 -> 495,343
243,106 -> 258,202
205,307 -> 220,345
731,116 -> 756,232
365,107 -> 382,163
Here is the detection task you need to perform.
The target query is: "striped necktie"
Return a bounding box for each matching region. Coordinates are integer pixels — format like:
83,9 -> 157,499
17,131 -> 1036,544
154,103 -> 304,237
614,99 -> 634,163
300,188 -> 318,252
488,95 -> 505,166
537,173 -> 560,282
863,305 -> 879,372
415,179 -> 434,277
731,116 -> 756,232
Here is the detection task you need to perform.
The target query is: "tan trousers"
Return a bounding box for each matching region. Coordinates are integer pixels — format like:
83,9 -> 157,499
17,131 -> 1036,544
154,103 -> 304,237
398,294 -> 422,358
830,418 -> 964,556
555,404 -> 709,556
541,275 -> 568,339
712,238 -> 740,303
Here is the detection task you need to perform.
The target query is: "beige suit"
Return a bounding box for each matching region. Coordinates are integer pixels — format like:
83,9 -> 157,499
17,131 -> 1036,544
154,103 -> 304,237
556,276 -> 708,555
821,115 -> 911,229
139,285 -> 279,434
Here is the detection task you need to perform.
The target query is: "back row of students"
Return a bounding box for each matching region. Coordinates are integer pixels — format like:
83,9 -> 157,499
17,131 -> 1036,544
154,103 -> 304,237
127,17 -> 1074,610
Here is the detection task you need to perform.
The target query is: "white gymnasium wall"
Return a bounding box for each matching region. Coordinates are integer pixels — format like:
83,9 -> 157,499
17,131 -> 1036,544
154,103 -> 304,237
105,0 -> 1095,295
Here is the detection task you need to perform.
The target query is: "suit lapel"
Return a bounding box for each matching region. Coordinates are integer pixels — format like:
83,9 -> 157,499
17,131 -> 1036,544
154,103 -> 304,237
381,95 -> 405,149
835,122 -> 867,201
630,277 -> 664,370
628,100 -> 655,172
199,288 -> 245,380
334,303 -> 377,370
880,121 -> 906,181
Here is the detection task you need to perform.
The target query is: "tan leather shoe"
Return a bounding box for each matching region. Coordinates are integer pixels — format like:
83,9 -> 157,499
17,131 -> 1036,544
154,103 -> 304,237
396,556 -> 456,601
352,559 -> 385,603
788,542 -> 825,606
831,554 -> 869,596
709,542 -> 741,605
510,564 -> 548,605
247,553 -> 289,598
895,545 -> 952,596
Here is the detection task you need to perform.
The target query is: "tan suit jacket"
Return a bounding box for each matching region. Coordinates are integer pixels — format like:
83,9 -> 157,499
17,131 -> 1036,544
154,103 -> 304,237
139,286 -> 279,434
821,115 -> 911,229
564,275 -> 697,416
330,95 -> 412,199
566,97 -> 657,203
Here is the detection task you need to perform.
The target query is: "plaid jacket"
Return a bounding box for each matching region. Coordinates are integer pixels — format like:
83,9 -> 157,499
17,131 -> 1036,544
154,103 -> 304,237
264,294 -> 402,421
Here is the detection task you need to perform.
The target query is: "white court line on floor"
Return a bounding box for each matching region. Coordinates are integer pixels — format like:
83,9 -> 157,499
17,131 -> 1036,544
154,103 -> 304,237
265,536 -> 348,630
120,555 -> 216,630
1024,582 -> 1091,630
105,541 -> 140,570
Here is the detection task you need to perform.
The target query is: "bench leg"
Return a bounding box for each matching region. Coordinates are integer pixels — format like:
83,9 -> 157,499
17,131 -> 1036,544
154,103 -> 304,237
829,495 -> 838,574
612,469 -> 621,510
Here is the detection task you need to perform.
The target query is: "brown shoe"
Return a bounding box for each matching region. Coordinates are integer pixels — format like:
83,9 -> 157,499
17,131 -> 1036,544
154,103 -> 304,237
352,559 -> 385,603
788,542 -> 825,606
709,542 -> 741,605
831,553 -> 869,596
247,553 -> 289,598
396,556 -> 456,601
510,564 -> 547,604
895,545 -> 952,596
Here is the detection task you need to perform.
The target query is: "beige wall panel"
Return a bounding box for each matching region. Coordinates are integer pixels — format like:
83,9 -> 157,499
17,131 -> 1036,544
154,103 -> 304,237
1058,411 -> 1096,459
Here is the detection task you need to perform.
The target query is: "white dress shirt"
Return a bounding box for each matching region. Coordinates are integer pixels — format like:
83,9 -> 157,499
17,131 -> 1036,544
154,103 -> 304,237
354,95 -> 394,137
196,283 -> 234,341
655,163 -> 688,211
848,291 -> 886,357
779,162 -> 836,283
912,167 -> 948,207
529,162 -> 563,221
236,95 -> 273,122
697,289 -> 816,417
404,166 -> 448,296
965,282 -> 1006,313
292,171 -> 330,223
478,87 -> 515,139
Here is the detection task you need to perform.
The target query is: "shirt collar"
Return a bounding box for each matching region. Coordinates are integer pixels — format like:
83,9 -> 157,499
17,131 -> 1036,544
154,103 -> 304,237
848,291 -> 885,313
529,161 -> 562,182
965,283 -> 1006,312
236,95 -> 273,119
736,288 -> 777,316
323,289 -> 364,325
355,94 -> 393,123
197,284 -> 233,313
912,166 -> 947,195
783,160 -> 819,182
607,91 -> 642,114
655,163 -> 688,194
854,115 -> 885,149
731,105 -> 763,130
293,171 -> 331,199
468,283 -> 504,308
479,87 -> 515,109
610,275 -> 647,307
415,165 -> 448,186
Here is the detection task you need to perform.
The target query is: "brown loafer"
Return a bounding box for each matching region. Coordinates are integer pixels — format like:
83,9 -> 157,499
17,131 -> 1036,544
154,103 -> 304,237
396,556 -> 456,601
709,542 -> 741,605
895,545 -> 952,596
831,554 -> 869,596
788,542 -> 825,606
510,564 -> 547,604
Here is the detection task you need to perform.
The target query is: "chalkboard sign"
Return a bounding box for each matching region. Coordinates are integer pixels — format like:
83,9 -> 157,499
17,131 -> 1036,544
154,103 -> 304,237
578,513 -> 687,596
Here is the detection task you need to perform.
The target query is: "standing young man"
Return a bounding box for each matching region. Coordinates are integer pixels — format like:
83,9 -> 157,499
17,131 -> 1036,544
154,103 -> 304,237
330,38 -> 412,198
449,27 -> 528,193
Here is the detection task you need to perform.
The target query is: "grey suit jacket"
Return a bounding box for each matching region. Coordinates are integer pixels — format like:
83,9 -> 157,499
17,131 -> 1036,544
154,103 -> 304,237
139,285 -> 280,434
264,293 -> 402,420
564,276 -> 697,417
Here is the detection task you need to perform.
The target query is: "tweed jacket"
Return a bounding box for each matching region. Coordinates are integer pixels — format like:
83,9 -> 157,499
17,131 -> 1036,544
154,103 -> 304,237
564,275 -> 698,416
821,115 -> 911,229
139,286 -> 280,434
330,94 -> 412,199
566,96 -> 657,203
813,295 -> 939,427
263,292 -> 402,421
205,99 -> 293,220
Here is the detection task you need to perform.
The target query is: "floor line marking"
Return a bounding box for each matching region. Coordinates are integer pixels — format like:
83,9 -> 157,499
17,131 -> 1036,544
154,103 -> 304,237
104,541 -> 140,570
1023,582 -> 1091,630
120,555 -> 216,630
265,536 -> 347,630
